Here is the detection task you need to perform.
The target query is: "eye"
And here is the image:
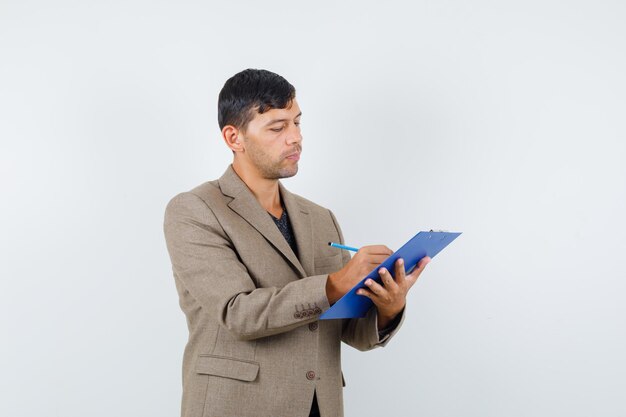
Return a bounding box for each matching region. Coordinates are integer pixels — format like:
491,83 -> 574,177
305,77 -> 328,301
270,127 -> 283,132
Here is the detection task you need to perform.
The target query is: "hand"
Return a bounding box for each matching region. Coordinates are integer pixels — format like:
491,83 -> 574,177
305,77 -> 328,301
357,256 -> 431,328
326,245 -> 394,304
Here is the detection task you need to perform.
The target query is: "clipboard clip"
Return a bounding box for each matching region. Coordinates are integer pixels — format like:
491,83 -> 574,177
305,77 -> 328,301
429,229 -> 449,233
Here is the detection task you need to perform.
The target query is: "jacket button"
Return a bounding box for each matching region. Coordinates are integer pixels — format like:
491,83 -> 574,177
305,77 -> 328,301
308,322 -> 318,331
306,371 -> 316,380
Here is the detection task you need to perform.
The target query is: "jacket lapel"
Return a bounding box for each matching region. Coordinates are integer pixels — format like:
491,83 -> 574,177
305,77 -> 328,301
218,165 -> 311,278
279,181 -> 314,278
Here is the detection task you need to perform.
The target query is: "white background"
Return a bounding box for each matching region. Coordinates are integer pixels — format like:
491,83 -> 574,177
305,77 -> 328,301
1,1 -> 625,416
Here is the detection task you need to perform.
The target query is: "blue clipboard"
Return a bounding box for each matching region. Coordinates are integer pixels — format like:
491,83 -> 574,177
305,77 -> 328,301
319,231 -> 461,320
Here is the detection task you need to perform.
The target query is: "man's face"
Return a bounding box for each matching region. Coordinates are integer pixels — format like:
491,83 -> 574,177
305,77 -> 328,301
238,99 -> 303,180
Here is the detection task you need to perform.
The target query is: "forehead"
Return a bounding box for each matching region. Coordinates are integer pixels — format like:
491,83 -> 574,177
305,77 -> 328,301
252,99 -> 301,124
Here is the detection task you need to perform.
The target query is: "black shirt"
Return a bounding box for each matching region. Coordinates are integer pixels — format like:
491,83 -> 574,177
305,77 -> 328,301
268,201 -> 298,258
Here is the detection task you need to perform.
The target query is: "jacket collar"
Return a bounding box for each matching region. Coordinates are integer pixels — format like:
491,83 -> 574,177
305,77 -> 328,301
218,164 -> 313,278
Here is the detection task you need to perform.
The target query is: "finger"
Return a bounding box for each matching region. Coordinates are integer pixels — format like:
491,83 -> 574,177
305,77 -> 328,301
379,265 -> 399,292
382,245 -> 394,256
363,278 -> 388,299
363,264 -> 389,274
356,287 -> 390,310
406,256 -> 431,287
393,258 -> 406,288
365,259 -> 391,269
356,287 -> 375,300
365,254 -> 393,264
361,245 -> 394,256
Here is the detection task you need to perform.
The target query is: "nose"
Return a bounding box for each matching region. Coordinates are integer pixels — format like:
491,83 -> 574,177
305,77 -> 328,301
286,122 -> 302,146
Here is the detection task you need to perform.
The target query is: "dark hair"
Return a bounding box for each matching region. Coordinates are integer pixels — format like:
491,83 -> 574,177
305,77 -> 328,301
218,69 -> 296,132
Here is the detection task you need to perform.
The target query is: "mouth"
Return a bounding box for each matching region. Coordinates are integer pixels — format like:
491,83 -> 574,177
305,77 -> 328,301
285,152 -> 301,161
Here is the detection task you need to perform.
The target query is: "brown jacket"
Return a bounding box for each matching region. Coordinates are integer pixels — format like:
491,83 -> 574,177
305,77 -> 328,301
163,165 -> 404,417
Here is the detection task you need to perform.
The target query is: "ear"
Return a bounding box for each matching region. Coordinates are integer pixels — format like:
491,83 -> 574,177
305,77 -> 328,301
222,125 -> 245,153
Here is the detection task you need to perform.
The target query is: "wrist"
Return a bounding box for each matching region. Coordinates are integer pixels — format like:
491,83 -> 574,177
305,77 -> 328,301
377,305 -> 404,330
325,273 -> 342,305
377,312 -> 395,330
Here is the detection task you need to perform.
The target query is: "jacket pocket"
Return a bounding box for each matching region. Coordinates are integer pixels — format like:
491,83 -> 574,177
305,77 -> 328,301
195,354 -> 260,382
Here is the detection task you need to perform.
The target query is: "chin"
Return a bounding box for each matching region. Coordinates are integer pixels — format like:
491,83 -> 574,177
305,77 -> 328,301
278,166 -> 298,179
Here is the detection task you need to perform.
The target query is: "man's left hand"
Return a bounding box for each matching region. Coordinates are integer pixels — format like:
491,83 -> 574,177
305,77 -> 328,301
357,256 -> 431,329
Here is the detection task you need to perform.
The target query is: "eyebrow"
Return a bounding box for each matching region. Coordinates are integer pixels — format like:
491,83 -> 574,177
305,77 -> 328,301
264,111 -> 302,126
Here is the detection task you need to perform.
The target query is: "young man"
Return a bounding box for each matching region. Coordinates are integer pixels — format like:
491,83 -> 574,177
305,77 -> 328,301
163,69 -> 430,417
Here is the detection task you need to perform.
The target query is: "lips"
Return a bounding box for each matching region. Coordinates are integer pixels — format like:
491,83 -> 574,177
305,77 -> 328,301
286,152 -> 300,161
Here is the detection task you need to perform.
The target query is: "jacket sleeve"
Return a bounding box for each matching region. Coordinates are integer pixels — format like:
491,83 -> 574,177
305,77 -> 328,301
327,210 -> 406,351
164,191 -> 330,341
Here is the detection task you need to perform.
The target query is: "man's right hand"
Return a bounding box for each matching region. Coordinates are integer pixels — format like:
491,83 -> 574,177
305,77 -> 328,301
325,245 -> 394,304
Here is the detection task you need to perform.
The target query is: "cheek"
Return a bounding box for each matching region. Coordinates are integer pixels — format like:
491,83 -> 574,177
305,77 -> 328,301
267,142 -> 285,159
253,143 -> 277,162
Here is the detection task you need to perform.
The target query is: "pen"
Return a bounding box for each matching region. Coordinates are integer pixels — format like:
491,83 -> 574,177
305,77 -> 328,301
328,242 -> 359,252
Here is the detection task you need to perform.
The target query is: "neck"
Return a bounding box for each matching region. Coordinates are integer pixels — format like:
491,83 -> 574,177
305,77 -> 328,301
231,161 -> 282,213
